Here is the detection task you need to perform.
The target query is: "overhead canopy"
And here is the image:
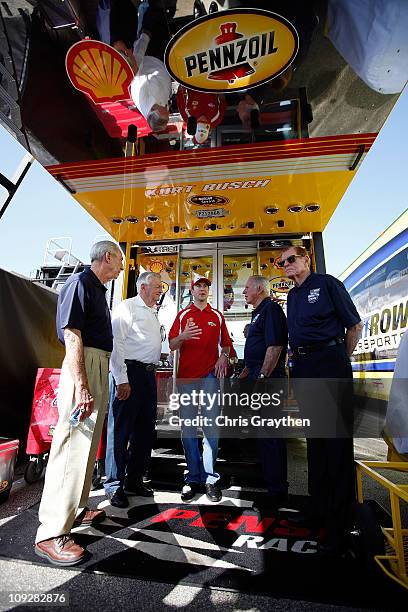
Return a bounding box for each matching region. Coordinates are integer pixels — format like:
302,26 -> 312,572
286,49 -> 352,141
48,133 -> 374,241
1,1 -> 406,239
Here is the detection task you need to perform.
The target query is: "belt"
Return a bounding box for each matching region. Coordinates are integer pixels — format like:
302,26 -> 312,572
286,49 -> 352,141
292,338 -> 344,358
125,359 -> 156,371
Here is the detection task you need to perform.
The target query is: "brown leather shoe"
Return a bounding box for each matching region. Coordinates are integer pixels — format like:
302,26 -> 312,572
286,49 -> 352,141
35,535 -> 86,566
73,507 -> 106,527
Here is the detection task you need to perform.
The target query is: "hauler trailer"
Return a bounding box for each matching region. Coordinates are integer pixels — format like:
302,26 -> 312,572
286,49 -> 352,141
340,211 -> 408,590
1,0 -> 407,586
340,209 -> 408,407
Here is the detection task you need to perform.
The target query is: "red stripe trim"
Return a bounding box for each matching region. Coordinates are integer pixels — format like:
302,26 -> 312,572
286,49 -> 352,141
47,134 -> 377,180
64,155 -> 372,186
48,135 -> 376,177
54,148 -> 373,183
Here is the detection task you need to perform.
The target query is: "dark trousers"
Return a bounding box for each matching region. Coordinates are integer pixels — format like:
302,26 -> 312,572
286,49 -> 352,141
248,368 -> 288,496
104,365 -> 157,495
139,2 -> 171,59
292,344 -> 356,541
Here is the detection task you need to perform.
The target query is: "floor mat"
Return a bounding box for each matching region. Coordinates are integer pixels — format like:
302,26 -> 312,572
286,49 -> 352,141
0,489 -> 404,610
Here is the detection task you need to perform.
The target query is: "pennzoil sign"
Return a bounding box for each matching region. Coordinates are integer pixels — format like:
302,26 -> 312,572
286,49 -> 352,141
165,9 -> 299,93
270,276 -> 294,294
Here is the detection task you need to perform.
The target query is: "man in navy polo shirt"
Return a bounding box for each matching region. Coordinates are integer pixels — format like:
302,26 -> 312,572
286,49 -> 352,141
169,278 -> 234,503
281,245 -> 362,554
240,275 -> 289,509
35,241 -> 123,566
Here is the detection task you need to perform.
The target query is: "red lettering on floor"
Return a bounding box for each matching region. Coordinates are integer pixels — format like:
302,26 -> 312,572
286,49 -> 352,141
226,515 -> 275,533
149,509 -> 199,524
190,512 -> 231,529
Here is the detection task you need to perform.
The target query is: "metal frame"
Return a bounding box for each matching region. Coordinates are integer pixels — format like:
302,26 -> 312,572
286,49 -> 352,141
355,459 -> 408,590
0,152 -> 34,220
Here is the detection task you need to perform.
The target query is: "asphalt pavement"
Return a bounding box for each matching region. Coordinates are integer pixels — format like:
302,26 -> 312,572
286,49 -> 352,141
1,437 -> 406,612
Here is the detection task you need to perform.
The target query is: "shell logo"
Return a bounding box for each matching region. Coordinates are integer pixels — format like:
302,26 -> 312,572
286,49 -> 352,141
149,260 -> 164,273
66,40 -> 134,104
165,9 -> 298,93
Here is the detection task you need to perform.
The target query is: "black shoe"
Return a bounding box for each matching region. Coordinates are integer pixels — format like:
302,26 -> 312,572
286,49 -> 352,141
124,482 -> 154,497
318,528 -> 346,557
181,483 -> 201,502
108,488 -> 129,508
252,493 -> 288,512
205,483 -> 222,502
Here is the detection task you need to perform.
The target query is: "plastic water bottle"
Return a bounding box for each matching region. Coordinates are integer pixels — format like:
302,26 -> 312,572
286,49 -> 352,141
69,407 -> 82,427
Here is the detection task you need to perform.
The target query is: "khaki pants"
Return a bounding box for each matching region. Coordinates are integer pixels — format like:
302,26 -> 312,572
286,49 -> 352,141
36,347 -> 110,543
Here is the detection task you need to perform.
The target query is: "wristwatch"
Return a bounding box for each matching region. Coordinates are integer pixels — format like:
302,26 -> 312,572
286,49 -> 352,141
258,373 -> 266,379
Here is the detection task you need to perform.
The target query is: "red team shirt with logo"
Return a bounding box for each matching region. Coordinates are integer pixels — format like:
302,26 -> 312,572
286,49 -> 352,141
176,87 -> 226,129
169,303 -> 233,378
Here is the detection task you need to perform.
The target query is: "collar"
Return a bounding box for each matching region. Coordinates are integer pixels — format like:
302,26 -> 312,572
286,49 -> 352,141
189,302 -> 212,313
294,271 -> 314,290
253,297 -> 269,314
134,294 -> 157,312
83,268 -> 107,292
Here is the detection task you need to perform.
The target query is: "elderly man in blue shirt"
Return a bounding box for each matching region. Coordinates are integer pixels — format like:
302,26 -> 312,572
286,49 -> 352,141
240,275 -> 289,510
35,241 -> 123,566
281,245 -> 363,555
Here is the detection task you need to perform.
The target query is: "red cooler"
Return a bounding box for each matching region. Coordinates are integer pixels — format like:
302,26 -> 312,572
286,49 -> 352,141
26,368 -> 60,456
0,438 -> 19,503
25,368 -> 108,486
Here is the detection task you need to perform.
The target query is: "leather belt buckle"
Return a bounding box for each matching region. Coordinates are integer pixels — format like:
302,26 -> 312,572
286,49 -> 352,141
146,363 -> 156,372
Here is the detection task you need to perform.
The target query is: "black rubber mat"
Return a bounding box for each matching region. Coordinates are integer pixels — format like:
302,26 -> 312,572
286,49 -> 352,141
0,487 -> 405,610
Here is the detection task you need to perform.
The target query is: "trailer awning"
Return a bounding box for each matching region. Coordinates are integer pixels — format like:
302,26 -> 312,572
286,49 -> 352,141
47,133 -> 375,243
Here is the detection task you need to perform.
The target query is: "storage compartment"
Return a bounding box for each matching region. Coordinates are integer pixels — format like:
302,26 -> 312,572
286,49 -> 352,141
0,438 -> 19,503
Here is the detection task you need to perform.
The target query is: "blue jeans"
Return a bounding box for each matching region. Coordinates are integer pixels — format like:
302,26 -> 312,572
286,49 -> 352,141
104,366 -> 157,495
179,373 -> 220,485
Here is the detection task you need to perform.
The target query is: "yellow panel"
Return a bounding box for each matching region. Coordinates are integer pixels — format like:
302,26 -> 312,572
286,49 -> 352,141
73,168 -> 354,243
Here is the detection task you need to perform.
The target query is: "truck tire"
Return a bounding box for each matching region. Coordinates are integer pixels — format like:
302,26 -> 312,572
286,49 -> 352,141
0,489 -> 11,504
24,455 -> 47,484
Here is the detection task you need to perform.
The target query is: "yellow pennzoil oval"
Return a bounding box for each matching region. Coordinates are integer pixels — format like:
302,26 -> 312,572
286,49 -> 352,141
165,9 -> 299,93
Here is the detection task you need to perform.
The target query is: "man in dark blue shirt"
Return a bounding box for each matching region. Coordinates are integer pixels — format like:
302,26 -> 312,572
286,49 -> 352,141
35,241 -> 123,566
280,245 -> 362,555
240,275 -> 289,509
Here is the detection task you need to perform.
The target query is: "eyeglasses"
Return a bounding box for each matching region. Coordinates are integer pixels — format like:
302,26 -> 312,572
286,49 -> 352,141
277,254 -> 305,267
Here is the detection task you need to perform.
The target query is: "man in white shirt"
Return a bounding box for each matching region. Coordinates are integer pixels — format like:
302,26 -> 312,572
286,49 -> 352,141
104,272 -> 163,507
129,4 -> 171,132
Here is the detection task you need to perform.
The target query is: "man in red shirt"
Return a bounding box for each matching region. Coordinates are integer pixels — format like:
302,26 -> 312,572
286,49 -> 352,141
169,278 -> 233,502
176,86 -> 226,145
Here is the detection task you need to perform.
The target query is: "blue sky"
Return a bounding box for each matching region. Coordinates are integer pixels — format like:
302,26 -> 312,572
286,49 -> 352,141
0,88 -> 407,278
